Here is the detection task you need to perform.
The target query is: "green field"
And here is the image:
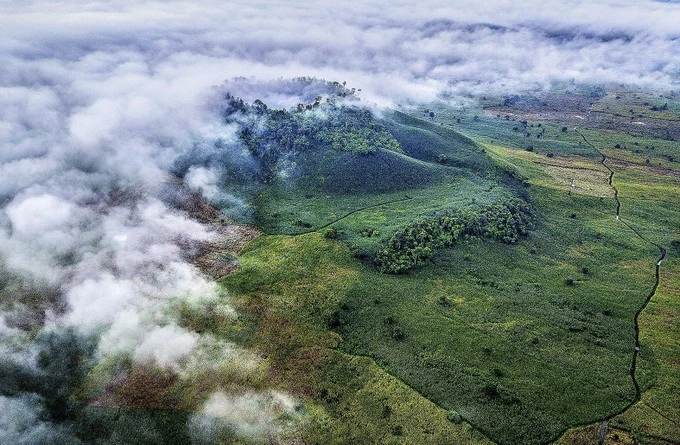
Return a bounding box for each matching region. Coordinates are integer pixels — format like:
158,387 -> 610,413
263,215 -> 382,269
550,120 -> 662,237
216,93 -> 679,444
250,108 -> 523,262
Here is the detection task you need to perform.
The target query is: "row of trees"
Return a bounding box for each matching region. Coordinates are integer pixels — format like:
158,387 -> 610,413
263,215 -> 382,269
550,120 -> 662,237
375,198 -> 533,273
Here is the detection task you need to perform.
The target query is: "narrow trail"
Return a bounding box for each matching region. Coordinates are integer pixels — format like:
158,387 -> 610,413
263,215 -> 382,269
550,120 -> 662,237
590,109 -> 680,123
575,128 -> 621,218
642,402 -> 680,429
575,128 -> 667,444
295,195 -> 413,235
598,420 -> 608,444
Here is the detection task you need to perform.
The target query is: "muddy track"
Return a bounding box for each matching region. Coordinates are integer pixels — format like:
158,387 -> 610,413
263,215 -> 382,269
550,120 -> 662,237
295,195 -> 413,235
575,129 -> 621,218
576,128 -> 667,444
590,109 -> 680,123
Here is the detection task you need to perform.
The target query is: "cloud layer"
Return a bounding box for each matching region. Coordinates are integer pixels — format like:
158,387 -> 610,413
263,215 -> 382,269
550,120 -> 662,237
2,0 -> 679,105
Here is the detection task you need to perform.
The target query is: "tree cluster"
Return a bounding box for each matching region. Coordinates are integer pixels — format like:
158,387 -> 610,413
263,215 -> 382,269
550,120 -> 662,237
375,198 -> 533,274
221,89 -> 402,182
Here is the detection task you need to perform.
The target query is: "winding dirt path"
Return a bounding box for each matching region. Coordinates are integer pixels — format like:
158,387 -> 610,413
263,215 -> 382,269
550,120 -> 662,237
575,129 -> 667,444
295,195 -> 413,235
574,129 -> 621,218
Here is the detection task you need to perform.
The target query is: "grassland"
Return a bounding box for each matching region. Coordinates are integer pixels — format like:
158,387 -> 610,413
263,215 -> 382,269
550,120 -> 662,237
221,234 -> 492,444
215,91 -> 679,444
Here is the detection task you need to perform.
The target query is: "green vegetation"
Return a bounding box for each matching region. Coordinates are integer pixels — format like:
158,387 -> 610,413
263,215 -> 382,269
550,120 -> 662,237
57,86 -> 676,444
221,234 -> 491,444
225,91 -> 403,183
226,100 -> 528,267
375,198 -> 533,273
214,88 -> 679,444
222,192 -> 660,443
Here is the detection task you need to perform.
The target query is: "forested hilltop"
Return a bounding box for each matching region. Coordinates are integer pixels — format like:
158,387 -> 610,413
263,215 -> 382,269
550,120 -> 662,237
184,78 -> 533,274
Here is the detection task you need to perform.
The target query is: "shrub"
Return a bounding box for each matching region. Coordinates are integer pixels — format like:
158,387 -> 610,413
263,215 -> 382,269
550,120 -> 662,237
359,228 -> 380,238
482,384 -> 500,400
323,227 -> 344,239
391,326 -> 406,341
437,296 -> 452,306
437,154 -> 450,164
446,410 -> 463,424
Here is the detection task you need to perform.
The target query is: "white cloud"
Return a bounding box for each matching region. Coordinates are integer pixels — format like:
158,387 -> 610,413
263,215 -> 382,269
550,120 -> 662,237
0,395 -> 79,445
195,390 -> 299,440
6,194 -> 77,237
133,324 -> 199,370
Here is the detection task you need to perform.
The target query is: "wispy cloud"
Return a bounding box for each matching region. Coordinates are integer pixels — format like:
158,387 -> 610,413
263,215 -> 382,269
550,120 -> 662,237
2,1 -> 678,103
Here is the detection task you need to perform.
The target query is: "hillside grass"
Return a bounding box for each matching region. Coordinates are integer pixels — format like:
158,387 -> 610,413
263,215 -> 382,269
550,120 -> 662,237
222,234 -> 492,444
219,98 -> 679,444
251,112 -> 523,261
222,188 -> 661,443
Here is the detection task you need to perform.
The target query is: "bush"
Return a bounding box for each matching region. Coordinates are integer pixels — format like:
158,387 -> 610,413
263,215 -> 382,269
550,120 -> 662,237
446,410 -> 463,424
391,326 -> 406,341
482,384 -> 500,400
437,296 -> 452,306
323,227 -> 344,239
359,228 -> 380,238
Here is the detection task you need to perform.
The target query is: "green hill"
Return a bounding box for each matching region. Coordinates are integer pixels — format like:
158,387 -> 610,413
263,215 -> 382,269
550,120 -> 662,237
213,93 -> 527,266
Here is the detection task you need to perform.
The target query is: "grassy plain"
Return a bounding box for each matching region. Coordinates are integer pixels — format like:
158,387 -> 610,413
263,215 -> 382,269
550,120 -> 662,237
217,91 -> 679,444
